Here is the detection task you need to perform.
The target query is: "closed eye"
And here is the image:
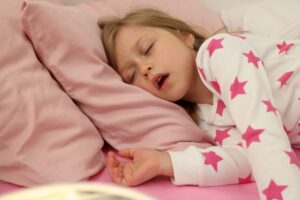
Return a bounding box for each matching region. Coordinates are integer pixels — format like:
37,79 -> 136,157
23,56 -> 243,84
123,67 -> 136,84
144,42 -> 154,55
129,70 -> 136,83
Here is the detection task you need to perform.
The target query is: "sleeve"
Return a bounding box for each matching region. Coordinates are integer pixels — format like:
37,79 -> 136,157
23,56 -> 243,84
168,125 -> 253,186
196,34 -> 300,199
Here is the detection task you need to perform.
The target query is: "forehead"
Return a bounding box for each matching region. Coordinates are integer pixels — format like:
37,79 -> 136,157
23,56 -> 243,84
115,26 -> 155,48
114,26 -> 156,68
117,25 -> 157,38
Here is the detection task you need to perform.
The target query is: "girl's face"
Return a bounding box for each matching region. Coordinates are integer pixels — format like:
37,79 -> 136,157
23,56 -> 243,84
114,25 -> 197,102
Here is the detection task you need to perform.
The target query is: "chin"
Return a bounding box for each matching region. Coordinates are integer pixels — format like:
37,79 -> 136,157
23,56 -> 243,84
165,92 -> 186,103
156,86 -> 189,102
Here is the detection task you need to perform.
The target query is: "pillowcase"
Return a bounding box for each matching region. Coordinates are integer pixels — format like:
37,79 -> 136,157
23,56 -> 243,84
0,0 -> 105,187
221,0 -> 300,39
21,0 -> 224,151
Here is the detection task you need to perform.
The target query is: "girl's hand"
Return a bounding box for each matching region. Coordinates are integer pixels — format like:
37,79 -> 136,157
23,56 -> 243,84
107,148 -> 174,186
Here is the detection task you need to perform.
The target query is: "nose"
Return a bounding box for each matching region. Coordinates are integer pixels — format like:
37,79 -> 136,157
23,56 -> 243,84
140,63 -> 152,77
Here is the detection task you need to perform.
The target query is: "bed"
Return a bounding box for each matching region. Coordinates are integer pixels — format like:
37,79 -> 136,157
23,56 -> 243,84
1,148 -> 300,200
0,0 -> 299,199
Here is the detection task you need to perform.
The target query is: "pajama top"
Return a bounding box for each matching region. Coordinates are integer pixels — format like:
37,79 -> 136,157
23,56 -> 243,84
169,33 -> 300,200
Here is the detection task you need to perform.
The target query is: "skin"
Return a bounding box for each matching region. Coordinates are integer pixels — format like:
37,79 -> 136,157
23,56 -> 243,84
108,25 -> 213,186
107,149 -> 174,186
114,25 -> 213,104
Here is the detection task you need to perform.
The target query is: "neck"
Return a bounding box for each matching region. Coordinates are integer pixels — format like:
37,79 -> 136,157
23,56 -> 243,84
183,69 -> 213,105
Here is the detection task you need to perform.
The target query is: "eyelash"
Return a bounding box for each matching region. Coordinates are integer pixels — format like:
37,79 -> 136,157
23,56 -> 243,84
144,43 -> 153,55
129,71 -> 136,83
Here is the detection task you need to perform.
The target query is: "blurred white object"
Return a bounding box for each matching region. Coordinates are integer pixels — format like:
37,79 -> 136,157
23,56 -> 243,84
221,0 -> 300,39
200,0 -> 261,12
0,183 -> 154,200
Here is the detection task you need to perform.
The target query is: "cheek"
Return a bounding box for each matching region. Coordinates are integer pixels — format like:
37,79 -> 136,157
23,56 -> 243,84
134,79 -> 151,92
154,41 -> 179,61
163,45 -> 190,65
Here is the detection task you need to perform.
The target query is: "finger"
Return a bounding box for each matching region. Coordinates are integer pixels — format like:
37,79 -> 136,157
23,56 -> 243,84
107,154 -> 128,185
117,162 -> 125,178
118,148 -> 136,158
110,162 -> 132,186
112,164 -> 128,185
107,151 -> 118,167
107,151 -> 115,158
111,166 -> 122,184
107,152 -> 119,177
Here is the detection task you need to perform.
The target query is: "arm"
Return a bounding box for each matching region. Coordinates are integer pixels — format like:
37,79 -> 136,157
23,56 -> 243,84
108,126 -> 253,187
197,33 -> 300,199
169,125 -> 252,186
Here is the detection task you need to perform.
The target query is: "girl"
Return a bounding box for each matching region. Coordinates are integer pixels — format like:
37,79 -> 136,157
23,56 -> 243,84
99,9 -> 300,200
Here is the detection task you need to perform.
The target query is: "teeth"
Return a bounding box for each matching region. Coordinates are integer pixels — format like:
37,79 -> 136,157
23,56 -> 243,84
157,77 -> 162,85
155,75 -> 167,89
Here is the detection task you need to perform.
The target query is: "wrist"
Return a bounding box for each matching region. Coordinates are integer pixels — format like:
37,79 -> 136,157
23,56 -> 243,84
159,151 -> 174,177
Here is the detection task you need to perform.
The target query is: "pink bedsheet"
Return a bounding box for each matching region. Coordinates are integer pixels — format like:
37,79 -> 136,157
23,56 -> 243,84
1,148 -> 299,200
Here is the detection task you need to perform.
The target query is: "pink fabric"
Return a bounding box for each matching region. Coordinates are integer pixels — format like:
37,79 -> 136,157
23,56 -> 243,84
88,0 -> 225,37
21,0 -> 224,151
0,0 -> 105,187
2,149 -> 299,199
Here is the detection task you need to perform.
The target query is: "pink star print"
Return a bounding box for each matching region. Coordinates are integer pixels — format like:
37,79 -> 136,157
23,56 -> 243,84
278,71 -> 294,88
216,99 -> 226,116
243,50 -> 261,69
214,128 -> 231,145
230,77 -> 247,100
277,41 -> 294,54
202,151 -> 223,172
242,125 -> 265,148
198,67 -> 206,80
211,81 -> 221,94
262,100 -> 277,114
285,150 -> 300,168
262,179 -> 288,200
238,174 -> 252,184
207,38 -> 224,57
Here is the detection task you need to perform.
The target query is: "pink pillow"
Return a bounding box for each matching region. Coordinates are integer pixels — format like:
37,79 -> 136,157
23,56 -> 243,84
21,0 -> 224,150
0,0 -> 105,187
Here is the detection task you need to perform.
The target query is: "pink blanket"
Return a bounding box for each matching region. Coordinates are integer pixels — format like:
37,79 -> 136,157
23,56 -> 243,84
1,148 -> 299,200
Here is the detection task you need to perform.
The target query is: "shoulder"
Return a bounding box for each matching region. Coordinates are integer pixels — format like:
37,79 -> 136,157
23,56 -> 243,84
198,33 -> 250,56
195,33 -> 259,84
196,33 -> 255,65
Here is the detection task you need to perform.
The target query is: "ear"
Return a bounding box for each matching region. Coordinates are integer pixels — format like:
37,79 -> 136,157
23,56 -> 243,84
177,30 -> 195,49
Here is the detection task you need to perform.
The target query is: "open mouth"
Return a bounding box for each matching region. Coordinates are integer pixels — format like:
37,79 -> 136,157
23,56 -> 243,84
153,73 -> 169,90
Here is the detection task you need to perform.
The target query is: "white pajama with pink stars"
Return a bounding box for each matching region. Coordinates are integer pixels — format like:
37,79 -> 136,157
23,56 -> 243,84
169,33 -> 300,200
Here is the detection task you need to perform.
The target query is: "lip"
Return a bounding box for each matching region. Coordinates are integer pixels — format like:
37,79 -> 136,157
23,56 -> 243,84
152,73 -> 169,90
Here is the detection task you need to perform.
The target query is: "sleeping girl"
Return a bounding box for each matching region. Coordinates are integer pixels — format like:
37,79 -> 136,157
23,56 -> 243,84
98,8 -> 300,200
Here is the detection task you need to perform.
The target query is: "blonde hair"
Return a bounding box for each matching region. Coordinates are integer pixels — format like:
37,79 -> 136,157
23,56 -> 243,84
98,8 -> 207,124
